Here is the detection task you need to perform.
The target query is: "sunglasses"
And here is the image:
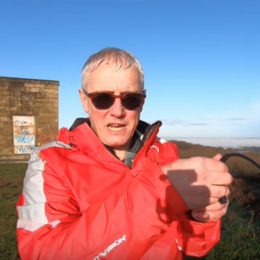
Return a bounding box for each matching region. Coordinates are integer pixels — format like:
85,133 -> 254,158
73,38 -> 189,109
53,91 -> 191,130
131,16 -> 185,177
82,89 -> 146,110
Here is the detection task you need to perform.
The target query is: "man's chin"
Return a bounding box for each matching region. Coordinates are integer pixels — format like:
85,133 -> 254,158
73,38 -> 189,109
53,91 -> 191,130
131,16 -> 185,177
105,141 -> 129,151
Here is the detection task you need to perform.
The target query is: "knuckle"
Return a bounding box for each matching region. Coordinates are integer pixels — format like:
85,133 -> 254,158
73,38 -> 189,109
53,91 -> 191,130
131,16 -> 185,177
193,156 -> 205,166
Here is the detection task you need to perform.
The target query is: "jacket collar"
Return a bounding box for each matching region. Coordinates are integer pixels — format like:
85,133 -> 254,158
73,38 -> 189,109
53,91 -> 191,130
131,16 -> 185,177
58,118 -> 161,166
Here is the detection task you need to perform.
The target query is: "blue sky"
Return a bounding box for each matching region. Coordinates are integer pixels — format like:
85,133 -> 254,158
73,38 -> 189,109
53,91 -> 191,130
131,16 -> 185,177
1,0 -> 259,142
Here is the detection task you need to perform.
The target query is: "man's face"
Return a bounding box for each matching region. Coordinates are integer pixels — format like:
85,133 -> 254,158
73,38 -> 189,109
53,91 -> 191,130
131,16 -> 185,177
80,63 -> 144,151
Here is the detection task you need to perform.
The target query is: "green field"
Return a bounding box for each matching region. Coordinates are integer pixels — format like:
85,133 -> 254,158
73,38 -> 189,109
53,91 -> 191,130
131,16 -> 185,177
0,163 -> 26,260
0,143 -> 259,259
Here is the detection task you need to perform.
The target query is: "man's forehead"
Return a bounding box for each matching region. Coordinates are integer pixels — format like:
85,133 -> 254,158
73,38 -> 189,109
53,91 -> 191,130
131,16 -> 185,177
85,66 -> 141,93
88,58 -> 133,72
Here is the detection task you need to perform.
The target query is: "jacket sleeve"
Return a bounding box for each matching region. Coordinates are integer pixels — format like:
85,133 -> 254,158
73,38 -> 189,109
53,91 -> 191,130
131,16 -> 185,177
137,170 -> 221,259
140,218 -> 220,259
173,216 -> 221,257
146,140 -> 221,258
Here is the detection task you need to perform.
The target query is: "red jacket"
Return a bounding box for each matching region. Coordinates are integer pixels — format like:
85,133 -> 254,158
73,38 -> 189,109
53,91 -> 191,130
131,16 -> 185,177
17,120 -> 220,259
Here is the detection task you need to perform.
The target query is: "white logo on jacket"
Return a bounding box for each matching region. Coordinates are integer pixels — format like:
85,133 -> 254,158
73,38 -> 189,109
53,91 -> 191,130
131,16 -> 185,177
93,235 -> 127,259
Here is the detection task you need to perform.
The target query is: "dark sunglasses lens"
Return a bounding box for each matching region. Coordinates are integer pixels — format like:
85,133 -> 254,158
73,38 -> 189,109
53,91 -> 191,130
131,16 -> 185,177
92,93 -> 115,109
122,94 -> 142,110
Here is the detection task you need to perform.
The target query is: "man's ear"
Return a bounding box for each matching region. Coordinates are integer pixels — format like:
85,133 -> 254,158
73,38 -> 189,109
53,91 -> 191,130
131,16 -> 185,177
79,89 -> 89,113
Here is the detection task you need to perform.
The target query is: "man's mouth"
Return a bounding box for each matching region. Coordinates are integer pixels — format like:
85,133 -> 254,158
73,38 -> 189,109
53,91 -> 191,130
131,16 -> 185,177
108,123 -> 125,131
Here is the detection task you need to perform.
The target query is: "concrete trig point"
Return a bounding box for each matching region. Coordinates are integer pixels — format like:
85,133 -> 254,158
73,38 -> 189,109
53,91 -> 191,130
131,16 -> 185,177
0,76 -> 59,163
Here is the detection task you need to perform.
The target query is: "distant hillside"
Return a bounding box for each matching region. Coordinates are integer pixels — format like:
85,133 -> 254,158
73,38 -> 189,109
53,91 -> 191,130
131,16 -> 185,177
172,139 -> 260,153
172,139 -> 260,176
172,140 -> 260,176
239,146 -> 260,153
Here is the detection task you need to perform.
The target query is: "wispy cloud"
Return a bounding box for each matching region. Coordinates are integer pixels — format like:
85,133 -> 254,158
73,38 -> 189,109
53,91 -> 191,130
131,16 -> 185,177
225,117 -> 247,121
162,118 -> 212,127
162,116 -> 248,127
188,122 -> 208,126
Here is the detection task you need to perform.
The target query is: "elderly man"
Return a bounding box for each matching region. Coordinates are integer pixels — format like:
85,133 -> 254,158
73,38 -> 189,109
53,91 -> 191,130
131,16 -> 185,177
17,48 -> 232,259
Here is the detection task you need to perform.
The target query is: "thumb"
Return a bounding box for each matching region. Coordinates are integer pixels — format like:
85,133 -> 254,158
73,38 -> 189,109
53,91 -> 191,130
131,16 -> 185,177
213,153 -> 222,161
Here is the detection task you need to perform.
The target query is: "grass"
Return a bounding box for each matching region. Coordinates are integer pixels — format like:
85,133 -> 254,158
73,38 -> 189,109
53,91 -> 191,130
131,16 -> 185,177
0,164 -> 26,260
206,203 -> 260,260
0,143 -> 259,259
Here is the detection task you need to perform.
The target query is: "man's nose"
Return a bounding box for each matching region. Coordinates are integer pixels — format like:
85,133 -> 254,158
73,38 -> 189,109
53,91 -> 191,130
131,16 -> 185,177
110,97 -> 125,117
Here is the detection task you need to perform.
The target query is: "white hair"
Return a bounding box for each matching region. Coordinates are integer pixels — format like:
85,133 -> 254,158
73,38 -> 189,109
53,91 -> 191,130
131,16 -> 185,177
81,47 -> 144,90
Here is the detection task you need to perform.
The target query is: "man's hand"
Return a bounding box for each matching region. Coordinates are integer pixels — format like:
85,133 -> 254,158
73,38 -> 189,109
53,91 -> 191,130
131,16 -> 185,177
191,199 -> 230,222
161,154 -> 233,221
